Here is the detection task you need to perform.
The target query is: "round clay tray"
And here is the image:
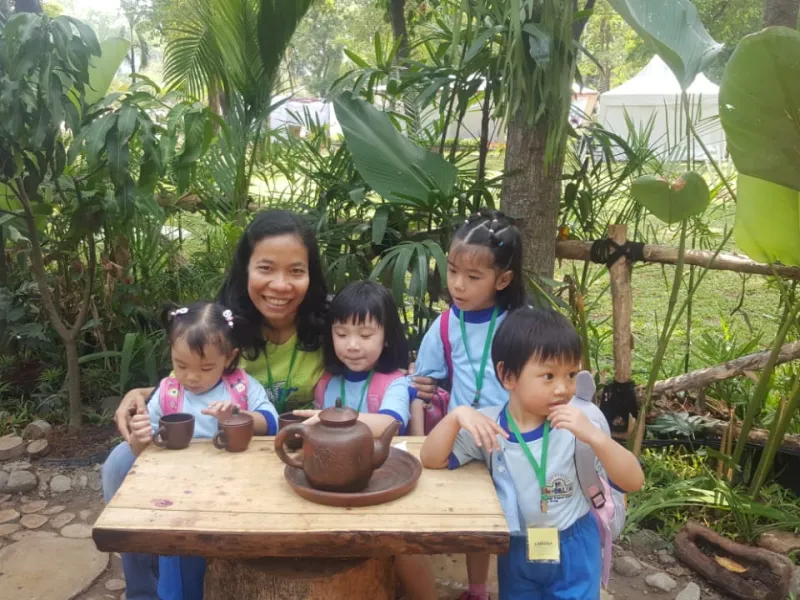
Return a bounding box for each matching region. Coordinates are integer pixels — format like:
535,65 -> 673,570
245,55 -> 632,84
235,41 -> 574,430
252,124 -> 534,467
284,447 -> 422,507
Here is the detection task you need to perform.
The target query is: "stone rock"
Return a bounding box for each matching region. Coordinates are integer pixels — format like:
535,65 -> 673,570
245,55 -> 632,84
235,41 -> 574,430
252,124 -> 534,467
0,509 -> 19,524
41,504 -> 65,515
105,578 -> 126,591
0,536 -> 109,599
26,439 -> 50,458
50,512 -> 75,529
0,495 -> 9,504
0,435 -> 24,461
20,500 -> 47,514
758,530 -> 800,555
10,529 -> 57,542
22,420 -> 52,441
667,565 -> 689,578
101,395 -> 123,413
88,471 -> 102,492
0,523 -> 21,536
3,470 -> 37,494
600,591 -> 614,600
49,474 -> 71,493
1,459 -> 31,472
79,509 -> 93,522
72,473 -> 88,489
60,523 -> 92,538
645,572 -> 678,592
676,582 -> 701,600
0,472 -> 7,492
656,549 -> 677,565
20,513 -> 48,529
613,555 -> 643,577
790,565 -> 800,597
628,529 -> 670,554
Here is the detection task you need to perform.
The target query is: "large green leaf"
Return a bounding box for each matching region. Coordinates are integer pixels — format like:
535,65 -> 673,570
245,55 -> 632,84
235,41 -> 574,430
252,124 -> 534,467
258,0 -> 315,85
333,94 -> 457,205
607,0 -> 723,89
719,27 -> 800,193
86,38 -> 130,105
631,172 -> 710,224
734,175 -> 800,267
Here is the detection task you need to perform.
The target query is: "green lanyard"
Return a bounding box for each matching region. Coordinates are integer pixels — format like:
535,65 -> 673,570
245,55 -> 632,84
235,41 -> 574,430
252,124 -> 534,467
459,306 -> 499,407
266,343 -> 298,413
505,405 -> 551,513
340,371 -> 375,413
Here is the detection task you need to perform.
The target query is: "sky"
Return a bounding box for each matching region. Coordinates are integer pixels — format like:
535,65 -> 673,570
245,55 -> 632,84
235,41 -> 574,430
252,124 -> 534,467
61,0 -> 121,20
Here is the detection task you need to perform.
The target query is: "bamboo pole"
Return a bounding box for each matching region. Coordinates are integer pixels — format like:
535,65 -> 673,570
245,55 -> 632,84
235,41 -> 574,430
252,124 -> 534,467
556,240 -> 800,280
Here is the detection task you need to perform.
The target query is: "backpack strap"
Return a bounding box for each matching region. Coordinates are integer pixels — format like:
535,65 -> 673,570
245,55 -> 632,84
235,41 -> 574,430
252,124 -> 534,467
314,372 -> 334,409
159,376 -> 184,415
366,370 -> 406,414
440,307 -> 453,377
221,368 -> 250,411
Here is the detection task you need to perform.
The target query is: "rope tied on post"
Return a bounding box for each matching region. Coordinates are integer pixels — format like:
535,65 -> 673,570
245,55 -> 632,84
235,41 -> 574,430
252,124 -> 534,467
590,239 -> 645,269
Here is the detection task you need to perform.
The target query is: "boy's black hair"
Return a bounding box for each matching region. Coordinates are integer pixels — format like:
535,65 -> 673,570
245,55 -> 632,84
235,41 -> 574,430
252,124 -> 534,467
450,209 -> 526,310
492,307 -> 582,381
217,209 -> 328,359
162,301 -> 245,374
323,281 -> 410,375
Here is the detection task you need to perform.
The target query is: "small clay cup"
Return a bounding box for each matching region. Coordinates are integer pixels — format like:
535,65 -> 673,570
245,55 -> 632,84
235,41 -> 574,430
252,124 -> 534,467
279,412 -> 308,451
213,412 -> 254,452
152,413 -> 195,449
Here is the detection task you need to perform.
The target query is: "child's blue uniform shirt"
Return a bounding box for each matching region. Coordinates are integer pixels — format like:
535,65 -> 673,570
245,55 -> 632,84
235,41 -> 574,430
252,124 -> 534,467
147,373 -> 279,436
318,370 -> 411,431
414,306 -> 509,409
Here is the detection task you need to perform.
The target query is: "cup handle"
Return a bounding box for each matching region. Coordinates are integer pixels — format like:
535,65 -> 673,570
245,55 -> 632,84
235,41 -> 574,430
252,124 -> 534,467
213,430 -> 227,450
274,423 -> 305,468
152,426 -> 167,448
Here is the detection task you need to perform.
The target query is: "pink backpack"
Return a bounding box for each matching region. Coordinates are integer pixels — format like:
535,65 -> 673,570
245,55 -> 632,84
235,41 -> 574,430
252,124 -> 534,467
314,370 -> 407,412
159,368 -> 250,414
421,309 -> 453,434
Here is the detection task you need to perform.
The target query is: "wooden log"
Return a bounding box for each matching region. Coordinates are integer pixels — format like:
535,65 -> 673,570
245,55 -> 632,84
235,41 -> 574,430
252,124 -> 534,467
708,422 -> 800,453
204,556 -> 394,600
608,225 -> 633,383
556,240 -> 800,280
650,341 -> 800,396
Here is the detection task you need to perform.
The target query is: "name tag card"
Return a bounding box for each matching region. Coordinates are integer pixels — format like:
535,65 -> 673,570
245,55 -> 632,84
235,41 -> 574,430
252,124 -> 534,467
526,527 -> 560,563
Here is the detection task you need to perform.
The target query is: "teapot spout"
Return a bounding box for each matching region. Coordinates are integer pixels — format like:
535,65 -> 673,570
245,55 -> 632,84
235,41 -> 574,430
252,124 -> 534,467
372,419 -> 401,470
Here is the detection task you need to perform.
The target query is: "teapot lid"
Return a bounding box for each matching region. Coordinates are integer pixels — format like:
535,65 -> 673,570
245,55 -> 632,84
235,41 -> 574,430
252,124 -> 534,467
318,398 -> 359,427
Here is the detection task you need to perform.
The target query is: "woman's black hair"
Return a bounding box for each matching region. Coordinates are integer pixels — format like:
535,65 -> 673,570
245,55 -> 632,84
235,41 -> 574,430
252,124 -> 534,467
323,281 -> 409,376
162,301 -> 245,374
217,209 -> 328,359
492,307 -> 582,381
450,209 -> 526,310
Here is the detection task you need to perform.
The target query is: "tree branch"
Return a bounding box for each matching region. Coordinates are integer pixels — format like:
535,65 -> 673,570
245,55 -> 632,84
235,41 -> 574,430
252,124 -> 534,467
11,177 -> 69,339
68,177 -> 97,339
573,0 -> 597,41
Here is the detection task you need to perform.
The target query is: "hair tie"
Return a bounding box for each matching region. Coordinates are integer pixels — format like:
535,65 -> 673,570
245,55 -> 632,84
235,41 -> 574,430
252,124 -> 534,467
222,309 -> 234,328
169,307 -> 189,317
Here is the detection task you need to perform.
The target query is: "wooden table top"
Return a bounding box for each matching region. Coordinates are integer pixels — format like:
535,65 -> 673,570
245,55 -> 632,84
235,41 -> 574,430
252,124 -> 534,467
92,437 -> 509,559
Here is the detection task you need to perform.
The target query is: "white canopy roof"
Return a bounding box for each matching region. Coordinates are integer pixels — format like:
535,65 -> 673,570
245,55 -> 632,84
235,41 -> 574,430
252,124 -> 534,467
602,55 -> 719,106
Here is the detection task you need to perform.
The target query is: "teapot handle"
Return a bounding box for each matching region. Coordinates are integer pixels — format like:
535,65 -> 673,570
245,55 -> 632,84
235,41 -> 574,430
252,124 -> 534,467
274,423 -> 305,468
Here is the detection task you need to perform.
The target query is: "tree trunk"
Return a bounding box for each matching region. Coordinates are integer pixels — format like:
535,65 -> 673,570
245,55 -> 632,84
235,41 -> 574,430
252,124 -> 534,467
388,0 -> 408,60
0,226 -> 7,287
65,336 -> 82,434
500,111 -> 564,280
763,0 -> 800,27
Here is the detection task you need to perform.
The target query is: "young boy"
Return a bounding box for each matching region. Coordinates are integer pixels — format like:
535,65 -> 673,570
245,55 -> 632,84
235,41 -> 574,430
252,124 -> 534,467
421,307 -> 644,600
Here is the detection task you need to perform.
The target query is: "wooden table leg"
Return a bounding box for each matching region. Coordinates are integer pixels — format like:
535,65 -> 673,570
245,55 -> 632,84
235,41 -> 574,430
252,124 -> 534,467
204,556 -> 395,599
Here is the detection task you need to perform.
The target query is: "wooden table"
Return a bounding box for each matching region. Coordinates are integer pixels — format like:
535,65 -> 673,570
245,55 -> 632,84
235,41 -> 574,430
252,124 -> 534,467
93,437 -> 509,599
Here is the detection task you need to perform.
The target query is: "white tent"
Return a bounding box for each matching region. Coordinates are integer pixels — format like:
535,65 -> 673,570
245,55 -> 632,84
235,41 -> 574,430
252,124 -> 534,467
597,56 -> 726,160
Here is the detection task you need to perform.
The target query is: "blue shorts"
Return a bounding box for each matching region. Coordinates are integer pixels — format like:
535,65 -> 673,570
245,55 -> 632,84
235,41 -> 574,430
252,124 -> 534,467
498,511 -> 601,600
158,555 -> 206,600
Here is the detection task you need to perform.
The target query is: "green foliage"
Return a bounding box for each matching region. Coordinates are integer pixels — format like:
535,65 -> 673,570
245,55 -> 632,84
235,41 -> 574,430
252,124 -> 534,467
631,171 -> 710,225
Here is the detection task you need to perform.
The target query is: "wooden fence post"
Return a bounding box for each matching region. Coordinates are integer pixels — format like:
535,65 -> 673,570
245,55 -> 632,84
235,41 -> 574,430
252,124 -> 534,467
608,224 -> 634,439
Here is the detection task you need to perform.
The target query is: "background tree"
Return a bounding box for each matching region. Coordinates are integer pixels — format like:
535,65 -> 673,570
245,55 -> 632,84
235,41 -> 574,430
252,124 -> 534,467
762,0 -> 800,26
120,0 -> 155,77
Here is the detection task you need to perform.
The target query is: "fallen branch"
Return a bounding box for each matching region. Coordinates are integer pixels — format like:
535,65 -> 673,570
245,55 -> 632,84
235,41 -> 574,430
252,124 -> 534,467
708,422 -> 800,454
556,240 -> 800,280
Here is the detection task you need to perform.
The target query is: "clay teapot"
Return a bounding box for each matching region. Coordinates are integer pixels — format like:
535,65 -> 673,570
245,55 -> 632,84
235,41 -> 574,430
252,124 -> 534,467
274,401 -> 400,493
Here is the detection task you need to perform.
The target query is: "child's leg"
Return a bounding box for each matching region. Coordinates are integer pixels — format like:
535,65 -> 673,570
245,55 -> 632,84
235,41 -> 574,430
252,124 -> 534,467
462,552 -> 491,599
410,398 -> 426,436
157,555 -> 206,600
546,512 -> 601,600
497,538 -> 544,600
396,555 -> 437,600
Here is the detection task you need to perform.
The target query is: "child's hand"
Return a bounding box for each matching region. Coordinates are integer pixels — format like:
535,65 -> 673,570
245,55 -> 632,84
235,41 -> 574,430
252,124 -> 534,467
130,414 -> 153,448
549,404 -> 601,445
453,406 -> 508,453
411,376 -> 437,402
202,401 -> 235,423
292,409 -> 320,427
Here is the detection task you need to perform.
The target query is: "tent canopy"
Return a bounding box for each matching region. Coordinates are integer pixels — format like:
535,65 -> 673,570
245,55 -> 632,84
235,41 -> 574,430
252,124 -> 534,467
601,56 -> 718,106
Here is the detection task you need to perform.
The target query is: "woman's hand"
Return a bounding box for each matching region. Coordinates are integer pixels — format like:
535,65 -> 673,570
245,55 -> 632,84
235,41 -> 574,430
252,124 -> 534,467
129,413 -> 153,454
114,388 -> 151,443
292,409 -> 320,427
453,406 -> 508,453
411,376 -> 438,402
202,401 -> 236,423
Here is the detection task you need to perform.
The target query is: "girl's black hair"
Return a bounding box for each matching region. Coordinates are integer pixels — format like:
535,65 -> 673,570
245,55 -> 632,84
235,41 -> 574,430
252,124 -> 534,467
450,209 -> 526,310
217,209 -> 328,359
323,281 -> 409,376
492,307 -> 582,381
162,301 -> 245,374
